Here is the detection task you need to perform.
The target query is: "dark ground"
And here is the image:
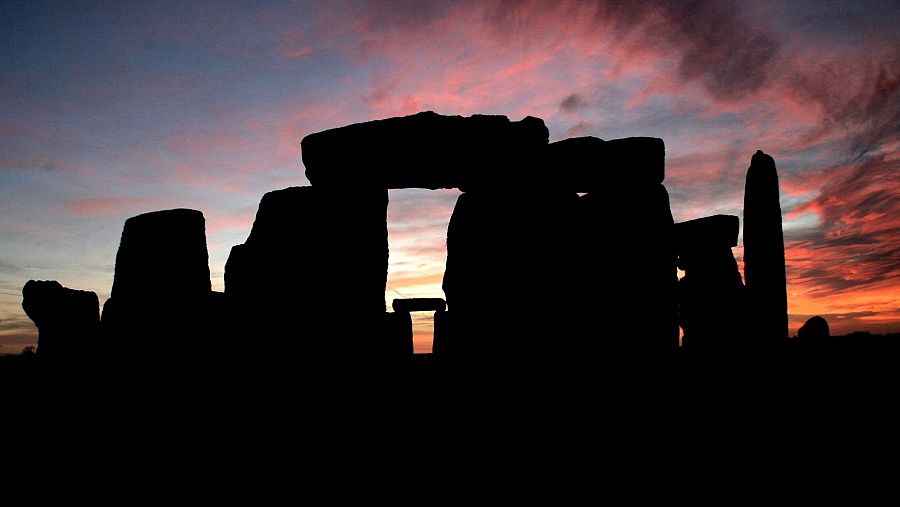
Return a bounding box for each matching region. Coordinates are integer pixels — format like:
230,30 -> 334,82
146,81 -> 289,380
3,333 -> 899,455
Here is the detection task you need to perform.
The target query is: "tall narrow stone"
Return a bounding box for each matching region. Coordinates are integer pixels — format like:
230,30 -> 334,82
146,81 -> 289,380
743,150 -> 788,342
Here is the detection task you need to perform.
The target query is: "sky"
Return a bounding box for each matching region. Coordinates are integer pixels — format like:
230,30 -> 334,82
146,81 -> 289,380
1,0 -> 898,354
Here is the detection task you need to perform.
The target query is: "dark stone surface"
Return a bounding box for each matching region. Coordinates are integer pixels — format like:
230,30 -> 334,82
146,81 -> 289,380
101,208 -> 212,363
798,316 -> 829,339
674,214 -> 739,250
381,312 -> 414,370
302,112 -> 665,193
302,111 -> 549,190
432,309 -> 450,359
575,182 -> 678,372
442,190 -> 581,375
675,215 -> 745,362
545,136 -> 665,189
22,280 -> 99,359
743,150 -> 788,342
392,298 -> 446,313
110,208 -> 210,300
225,186 -> 388,369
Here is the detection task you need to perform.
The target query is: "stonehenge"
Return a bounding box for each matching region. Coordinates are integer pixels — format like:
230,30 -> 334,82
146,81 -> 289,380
21,111 -> 790,383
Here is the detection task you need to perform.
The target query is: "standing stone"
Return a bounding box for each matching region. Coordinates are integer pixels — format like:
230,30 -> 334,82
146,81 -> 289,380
22,280 -> 99,360
675,215 -> 745,362
564,137 -> 677,376
442,189 -> 580,377
110,209 -> 210,300
225,186 -> 388,371
578,184 -> 677,366
432,308 -> 451,359
743,150 -> 788,343
381,311 -> 414,371
101,209 -> 212,362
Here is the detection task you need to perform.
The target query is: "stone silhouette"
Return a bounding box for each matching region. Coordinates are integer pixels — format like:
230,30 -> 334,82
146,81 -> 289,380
545,136 -> 665,189
101,208 -> 213,364
225,186 -> 388,372
109,209 -> 211,299
675,215 -> 745,362
743,150 -> 788,343
303,113 -> 678,382
8,109 -> 897,434
301,111 -> 549,191
392,298 -> 446,313
442,189 -> 580,377
381,311 -> 414,369
798,316 -> 830,338
8,112 -> 810,409
22,280 -> 99,360
563,137 -> 677,374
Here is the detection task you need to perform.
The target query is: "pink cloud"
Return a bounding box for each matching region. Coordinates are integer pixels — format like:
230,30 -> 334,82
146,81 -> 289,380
781,153 -> 900,333
282,46 -> 313,59
68,197 -> 169,218
206,208 -> 255,235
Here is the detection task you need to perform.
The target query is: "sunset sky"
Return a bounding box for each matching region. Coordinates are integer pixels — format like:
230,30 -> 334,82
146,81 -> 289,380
1,0 -> 898,354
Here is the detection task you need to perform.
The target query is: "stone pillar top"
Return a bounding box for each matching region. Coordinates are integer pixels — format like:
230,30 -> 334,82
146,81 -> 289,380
111,208 -> 211,300
301,111 -> 665,192
674,214 -> 739,252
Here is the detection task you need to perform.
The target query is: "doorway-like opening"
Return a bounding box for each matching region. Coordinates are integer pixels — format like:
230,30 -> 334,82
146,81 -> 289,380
386,188 -> 461,354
